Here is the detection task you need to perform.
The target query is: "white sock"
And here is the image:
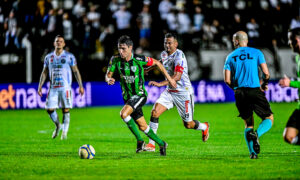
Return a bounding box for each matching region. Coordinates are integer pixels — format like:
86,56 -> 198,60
122,116 -> 131,123
197,122 -> 207,131
149,122 -> 159,146
63,112 -> 70,133
291,136 -> 299,144
49,111 -> 59,125
144,126 -> 150,134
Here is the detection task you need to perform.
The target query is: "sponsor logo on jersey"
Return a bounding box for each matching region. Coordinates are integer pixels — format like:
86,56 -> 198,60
131,66 -> 137,72
136,57 -> 142,61
61,59 -> 66,64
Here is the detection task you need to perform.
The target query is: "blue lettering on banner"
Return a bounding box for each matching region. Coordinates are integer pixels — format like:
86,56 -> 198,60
0,81 -> 298,110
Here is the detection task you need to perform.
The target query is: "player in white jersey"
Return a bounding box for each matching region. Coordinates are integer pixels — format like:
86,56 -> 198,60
144,33 -> 210,151
38,35 -> 84,140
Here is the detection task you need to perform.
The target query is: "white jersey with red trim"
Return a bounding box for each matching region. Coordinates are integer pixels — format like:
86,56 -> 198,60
44,50 -> 77,89
161,49 -> 193,94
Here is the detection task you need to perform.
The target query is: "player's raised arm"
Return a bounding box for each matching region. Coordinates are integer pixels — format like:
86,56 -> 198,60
71,65 -> 84,95
152,59 -> 176,88
38,66 -> 48,97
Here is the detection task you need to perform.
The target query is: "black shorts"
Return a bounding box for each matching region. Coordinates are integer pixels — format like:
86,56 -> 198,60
234,88 -> 273,119
286,109 -> 300,130
124,95 -> 147,120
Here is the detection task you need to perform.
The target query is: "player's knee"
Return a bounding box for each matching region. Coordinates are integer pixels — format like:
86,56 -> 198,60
139,125 -> 147,131
184,122 -> 194,129
120,112 -> 129,119
47,109 -> 55,114
62,108 -> 70,113
151,109 -> 160,118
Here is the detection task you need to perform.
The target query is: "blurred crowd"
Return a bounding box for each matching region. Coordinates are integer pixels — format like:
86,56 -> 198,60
0,0 -> 299,82
1,0 -> 299,60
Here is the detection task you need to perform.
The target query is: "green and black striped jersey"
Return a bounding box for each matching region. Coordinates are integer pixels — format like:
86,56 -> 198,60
107,53 -> 154,101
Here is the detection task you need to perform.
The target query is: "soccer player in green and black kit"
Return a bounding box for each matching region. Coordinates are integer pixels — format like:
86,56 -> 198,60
105,35 -> 177,155
279,28 -> 300,145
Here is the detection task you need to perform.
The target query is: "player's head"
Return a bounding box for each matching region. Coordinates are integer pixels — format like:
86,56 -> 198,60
232,31 -> 248,49
164,33 -> 178,55
288,28 -> 300,53
54,35 -> 65,50
118,35 -> 133,60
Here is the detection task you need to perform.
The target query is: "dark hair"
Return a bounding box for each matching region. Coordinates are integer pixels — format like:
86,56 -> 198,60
118,35 -> 133,47
55,35 -> 64,39
289,28 -> 300,36
165,32 -> 178,40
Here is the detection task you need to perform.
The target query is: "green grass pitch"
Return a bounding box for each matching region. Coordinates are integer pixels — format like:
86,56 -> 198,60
0,103 -> 299,179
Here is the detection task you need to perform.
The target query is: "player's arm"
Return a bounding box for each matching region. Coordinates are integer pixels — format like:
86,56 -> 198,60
144,59 -> 162,75
71,65 -> 84,95
260,63 -> 270,91
223,69 -> 233,90
151,59 -> 177,88
105,70 -> 115,85
279,75 -> 300,88
38,66 -> 48,97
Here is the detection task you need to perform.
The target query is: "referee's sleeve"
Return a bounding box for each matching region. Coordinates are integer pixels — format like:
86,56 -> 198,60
224,56 -> 231,71
258,50 -> 266,64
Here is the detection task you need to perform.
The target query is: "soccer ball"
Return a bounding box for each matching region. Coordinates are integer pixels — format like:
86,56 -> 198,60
78,144 -> 95,159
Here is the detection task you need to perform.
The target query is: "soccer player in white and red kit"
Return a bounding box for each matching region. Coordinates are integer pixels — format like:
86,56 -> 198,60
38,35 -> 84,140
145,33 -> 210,151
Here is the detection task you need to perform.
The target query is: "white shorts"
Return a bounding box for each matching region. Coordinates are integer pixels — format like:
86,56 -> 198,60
155,89 -> 194,122
45,88 -> 73,109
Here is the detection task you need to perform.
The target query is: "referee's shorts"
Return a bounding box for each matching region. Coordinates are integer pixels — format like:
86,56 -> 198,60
234,87 -> 273,120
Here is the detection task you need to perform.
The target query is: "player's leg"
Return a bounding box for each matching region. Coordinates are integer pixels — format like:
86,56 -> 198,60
146,90 -> 173,151
235,88 -> 258,158
243,116 -> 258,159
61,108 -> 70,140
283,109 -> 300,145
135,114 -> 168,156
60,89 -> 73,140
45,88 -> 61,139
120,105 -> 144,143
253,88 -> 273,139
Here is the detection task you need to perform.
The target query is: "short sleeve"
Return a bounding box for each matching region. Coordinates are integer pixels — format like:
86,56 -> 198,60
224,56 -> 231,71
43,56 -> 49,67
174,53 -> 185,73
144,56 -> 153,66
257,50 -> 266,64
69,54 -> 77,66
107,56 -> 117,72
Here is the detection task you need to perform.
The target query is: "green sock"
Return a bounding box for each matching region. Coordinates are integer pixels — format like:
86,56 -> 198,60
127,119 -> 143,141
145,128 -> 164,146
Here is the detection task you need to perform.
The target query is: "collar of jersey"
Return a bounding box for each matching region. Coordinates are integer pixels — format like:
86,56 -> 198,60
166,49 -> 178,58
54,50 -> 65,58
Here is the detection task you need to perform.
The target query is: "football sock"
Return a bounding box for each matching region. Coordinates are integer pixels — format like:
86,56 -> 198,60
144,126 -> 164,146
257,119 -> 272,138
193,120 -> 207,131
149,116 -> 159,146
48,110 -> 59,125
62,112 -> 70,133
123,116 -> 143,142
244,128 -> 256,155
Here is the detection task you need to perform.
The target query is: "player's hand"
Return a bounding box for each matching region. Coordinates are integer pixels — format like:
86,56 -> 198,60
79,87 -> 84,96
148,81 -> 161,87
38,88 -> 42,97
107,78 -> 115,85
279,75 -> 291,87
260,84 -> 268,91
168,78 -> 177,89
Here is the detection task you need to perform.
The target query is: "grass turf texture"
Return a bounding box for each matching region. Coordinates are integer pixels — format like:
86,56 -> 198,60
0,103 -> 299,179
